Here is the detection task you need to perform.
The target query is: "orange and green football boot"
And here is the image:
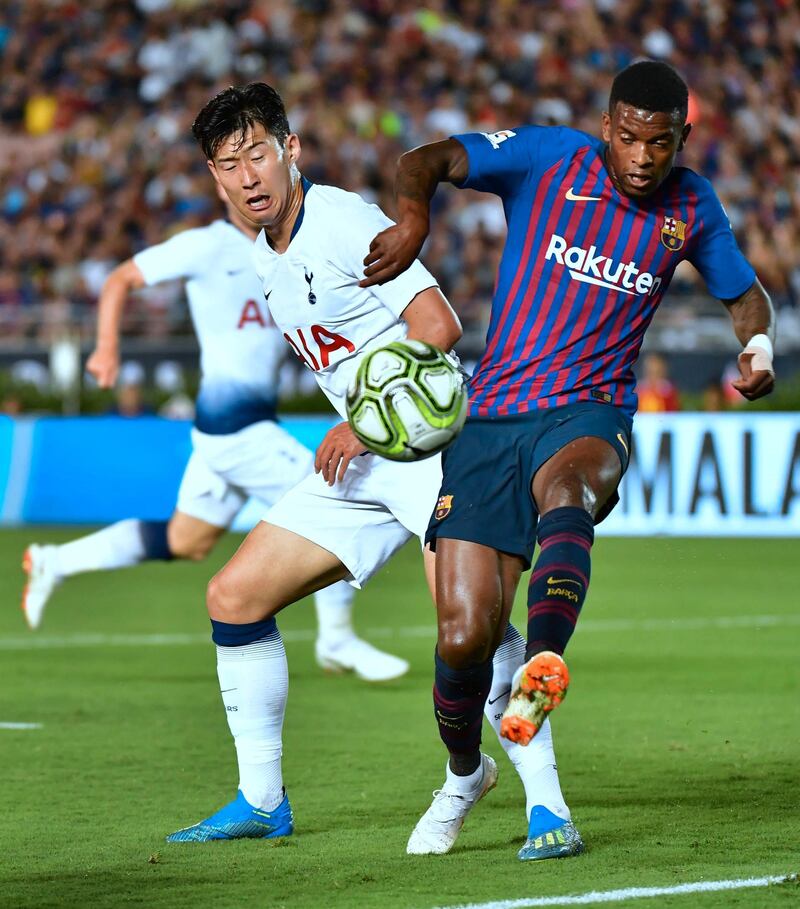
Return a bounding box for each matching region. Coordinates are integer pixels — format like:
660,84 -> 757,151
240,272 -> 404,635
500,651 -> 570,746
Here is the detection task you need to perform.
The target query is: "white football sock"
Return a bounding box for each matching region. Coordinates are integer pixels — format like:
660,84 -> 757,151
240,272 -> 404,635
313,580 -> 356,645
216,629 -> 288,812
486,623 -> 570,821
53,519 -> 151,577
445,758 -> 485,794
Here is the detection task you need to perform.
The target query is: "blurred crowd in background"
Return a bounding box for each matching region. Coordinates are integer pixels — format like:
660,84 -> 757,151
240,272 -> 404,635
1,0 -> 799,412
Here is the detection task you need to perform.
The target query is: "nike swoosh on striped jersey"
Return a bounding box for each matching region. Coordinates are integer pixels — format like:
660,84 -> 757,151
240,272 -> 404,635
565,187 -> 602,202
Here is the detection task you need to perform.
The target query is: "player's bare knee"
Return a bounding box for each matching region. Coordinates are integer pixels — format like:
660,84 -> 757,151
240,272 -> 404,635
170,538 -> 214,562
206,570 -> 246,622
167,521 -> 218,562
190,538 -> 216,561
538,475 -> 596,514
438,620 -> 494,667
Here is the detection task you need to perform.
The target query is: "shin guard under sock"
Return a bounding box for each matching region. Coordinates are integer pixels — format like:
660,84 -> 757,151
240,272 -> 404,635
433,651 -> 493,760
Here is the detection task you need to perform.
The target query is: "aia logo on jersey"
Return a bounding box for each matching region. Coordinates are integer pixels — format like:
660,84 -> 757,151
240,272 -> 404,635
237,293 -> 274,329
660,217 -> 687,251
304,267 -> 316,305
284,324 -> 354,371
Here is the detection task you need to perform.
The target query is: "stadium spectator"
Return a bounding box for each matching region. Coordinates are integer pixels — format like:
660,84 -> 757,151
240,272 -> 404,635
0,0 -> 798,358
703,376 -> 728,412
637,352 -> 681,413
0,393 -> 23,416
105,361 -> 154,417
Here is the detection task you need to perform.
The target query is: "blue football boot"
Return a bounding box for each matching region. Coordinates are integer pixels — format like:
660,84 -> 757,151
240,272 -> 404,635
166,790 -> 294,843
518,805 -> 584,861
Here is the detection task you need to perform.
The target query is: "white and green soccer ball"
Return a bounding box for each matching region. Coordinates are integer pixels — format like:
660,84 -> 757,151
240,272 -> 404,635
346,340 -> 468,462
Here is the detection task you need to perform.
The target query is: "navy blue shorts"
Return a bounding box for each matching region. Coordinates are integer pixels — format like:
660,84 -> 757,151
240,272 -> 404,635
425,401 -> 632,568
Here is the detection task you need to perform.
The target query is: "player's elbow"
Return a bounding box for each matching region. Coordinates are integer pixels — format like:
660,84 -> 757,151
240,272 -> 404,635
438,308 -> 463,350
405,287 -> 462,351
427,316 -> 462,353
397,146 -> 428,175
398,139 -> 462,183
103,259 -> 145,295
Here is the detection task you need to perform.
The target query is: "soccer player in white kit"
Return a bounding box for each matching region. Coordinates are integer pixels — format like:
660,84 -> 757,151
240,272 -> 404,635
20,184 -> 408,683
166,83 -> 575,858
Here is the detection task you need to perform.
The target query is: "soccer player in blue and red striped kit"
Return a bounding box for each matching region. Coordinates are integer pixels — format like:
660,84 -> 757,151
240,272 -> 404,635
361,61 -> 776,859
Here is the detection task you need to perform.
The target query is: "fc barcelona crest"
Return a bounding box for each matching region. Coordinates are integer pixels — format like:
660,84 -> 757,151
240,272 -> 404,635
660,216 -> 686,251
435,495 -> 454,520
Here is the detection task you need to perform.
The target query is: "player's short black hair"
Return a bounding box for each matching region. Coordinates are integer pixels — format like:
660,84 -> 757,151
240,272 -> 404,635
192,82 -> 290,160
609,61 -> 689,121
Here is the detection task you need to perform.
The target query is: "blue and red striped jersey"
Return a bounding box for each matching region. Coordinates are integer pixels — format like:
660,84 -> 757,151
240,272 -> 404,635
453,126 -> 756,418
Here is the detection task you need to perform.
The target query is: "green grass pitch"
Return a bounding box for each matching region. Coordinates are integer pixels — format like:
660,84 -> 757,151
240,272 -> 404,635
1,528 -> 798,909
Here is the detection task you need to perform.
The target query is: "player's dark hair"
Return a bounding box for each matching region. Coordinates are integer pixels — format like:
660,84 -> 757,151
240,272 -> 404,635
192,82 -> 290,160
609,61 -> 689,121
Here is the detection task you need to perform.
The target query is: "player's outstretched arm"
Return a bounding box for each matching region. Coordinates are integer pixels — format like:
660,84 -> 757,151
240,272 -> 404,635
86,259 -> 146,388
360,139 -> 469,288
723,278 -> 776,401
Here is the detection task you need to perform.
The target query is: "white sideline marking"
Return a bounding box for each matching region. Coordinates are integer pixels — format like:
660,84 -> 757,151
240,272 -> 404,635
0,613 -> 798,651
0,722 -> 42,730
432,873 -> 797,909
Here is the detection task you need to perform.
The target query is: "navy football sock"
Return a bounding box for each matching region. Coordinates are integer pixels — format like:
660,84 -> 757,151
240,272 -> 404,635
210,615 -> 278,646
526,507 -> 594,660
433,651 -> 493,772
138,520 -> 174,560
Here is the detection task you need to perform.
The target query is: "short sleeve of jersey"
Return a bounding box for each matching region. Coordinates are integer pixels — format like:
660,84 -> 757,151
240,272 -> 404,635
134,226 -> 218,286
339,198 -> 438,318
452,126 -> 555,198
688,180 -> 756,300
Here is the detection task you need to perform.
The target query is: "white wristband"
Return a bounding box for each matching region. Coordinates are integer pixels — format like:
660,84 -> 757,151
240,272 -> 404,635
739,333 -> 774,377
745,333 -> 773,360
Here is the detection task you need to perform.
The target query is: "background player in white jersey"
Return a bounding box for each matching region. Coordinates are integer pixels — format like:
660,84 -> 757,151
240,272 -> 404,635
20,183 -> 409,683
166,84 -> 577,863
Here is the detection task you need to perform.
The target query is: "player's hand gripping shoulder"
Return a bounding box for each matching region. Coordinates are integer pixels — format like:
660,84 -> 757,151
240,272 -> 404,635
725,279 -> 776,402
315,422 -> 367,486
360,139 -> 469,288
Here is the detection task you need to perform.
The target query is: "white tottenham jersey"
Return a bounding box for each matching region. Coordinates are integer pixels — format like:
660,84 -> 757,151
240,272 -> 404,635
134,220 -> 285,435
252,179 -> 438,418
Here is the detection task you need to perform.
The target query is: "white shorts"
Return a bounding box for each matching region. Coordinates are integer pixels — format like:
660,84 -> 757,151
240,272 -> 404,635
176,421 -> 313,528
264,452 -> 442,587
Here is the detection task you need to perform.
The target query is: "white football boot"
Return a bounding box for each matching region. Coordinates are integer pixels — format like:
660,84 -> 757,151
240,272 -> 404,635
315,636 -> 409,682
21,544 -> 61,630
407,753 -> 498,855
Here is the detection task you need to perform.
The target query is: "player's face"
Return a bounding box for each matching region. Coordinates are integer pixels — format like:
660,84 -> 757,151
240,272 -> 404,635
208,123 -> 301,229
601,103 -> 691,199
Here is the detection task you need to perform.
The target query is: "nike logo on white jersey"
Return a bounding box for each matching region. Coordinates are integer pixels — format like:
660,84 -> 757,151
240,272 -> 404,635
565,187 -> 602,202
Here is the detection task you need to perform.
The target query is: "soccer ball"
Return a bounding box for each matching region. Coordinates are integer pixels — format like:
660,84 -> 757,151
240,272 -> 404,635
346,340 -> 468,462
